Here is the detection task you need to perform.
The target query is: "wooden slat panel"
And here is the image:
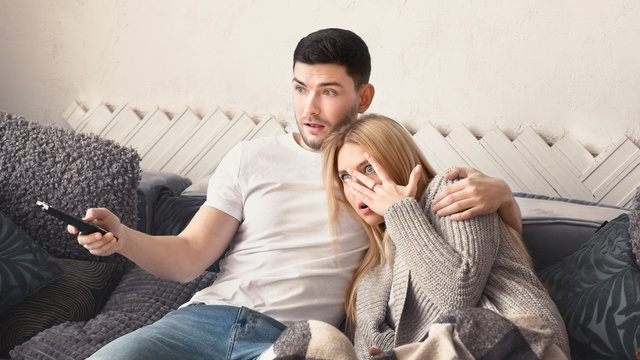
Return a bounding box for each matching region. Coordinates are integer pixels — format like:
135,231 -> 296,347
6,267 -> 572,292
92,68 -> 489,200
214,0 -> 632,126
141,108 -> 202,171
582,137 -> 640,202
446,125 -> 519,191
122,108 -> 173,158
100,105 -> 142,143
552,134 -> 595,177
76,104 -> 115,135
513,127 -> 594,201
246,118 -> 286,140
160,109 -> 231,175
413,124 -> 468,173
183,113 -> 256,180
62,101 -> 639,208
480,128 -> 557,196
63,101 -> 86,130
598,164 -> 640,207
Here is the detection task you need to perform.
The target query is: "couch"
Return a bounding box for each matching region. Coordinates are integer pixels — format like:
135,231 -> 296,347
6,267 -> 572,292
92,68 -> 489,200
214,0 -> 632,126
1,112 -> 638,359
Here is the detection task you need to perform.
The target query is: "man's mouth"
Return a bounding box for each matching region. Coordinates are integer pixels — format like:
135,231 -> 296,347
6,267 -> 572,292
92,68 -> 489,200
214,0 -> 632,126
305,122 -> 325,132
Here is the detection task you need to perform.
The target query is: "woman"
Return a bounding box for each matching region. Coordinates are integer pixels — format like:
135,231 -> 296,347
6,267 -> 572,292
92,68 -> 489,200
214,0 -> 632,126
321,114 -> 569,359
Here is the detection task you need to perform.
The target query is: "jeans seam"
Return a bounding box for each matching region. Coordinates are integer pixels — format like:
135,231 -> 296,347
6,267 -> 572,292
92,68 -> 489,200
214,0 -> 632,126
226,307 -> 244,360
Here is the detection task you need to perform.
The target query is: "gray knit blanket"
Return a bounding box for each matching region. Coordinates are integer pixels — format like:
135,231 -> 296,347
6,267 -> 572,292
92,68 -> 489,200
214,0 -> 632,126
265,308 -> 566,360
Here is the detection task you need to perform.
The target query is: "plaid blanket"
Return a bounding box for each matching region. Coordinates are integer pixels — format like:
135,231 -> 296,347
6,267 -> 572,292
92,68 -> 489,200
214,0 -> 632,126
264,308 -> 566,360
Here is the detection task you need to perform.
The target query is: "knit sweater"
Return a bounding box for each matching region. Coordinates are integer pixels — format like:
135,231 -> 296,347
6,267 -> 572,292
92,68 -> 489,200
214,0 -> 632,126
353,174 -> 570,359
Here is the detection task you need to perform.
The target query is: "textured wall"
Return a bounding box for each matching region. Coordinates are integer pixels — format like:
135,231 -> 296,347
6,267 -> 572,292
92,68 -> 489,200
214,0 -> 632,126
1,1 -> 639,155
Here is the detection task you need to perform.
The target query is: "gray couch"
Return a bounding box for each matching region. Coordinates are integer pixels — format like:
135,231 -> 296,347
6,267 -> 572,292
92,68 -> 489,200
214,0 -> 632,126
1,112 -> 638,359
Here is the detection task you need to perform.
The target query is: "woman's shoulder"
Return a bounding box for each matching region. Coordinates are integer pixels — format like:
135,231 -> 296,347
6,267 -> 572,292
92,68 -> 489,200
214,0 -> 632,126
422,170 -> 458,204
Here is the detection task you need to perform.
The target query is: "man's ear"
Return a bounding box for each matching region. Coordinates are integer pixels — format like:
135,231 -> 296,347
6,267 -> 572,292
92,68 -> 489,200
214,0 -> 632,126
357,84 -> 375,113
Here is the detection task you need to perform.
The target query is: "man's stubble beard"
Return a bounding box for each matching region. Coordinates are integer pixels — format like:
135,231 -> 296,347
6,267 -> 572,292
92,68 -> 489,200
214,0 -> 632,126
296,105 -> 359,151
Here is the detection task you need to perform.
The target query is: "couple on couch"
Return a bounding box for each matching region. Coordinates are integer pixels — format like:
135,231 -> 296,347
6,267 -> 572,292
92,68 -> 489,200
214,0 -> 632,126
70,28 -> 569,359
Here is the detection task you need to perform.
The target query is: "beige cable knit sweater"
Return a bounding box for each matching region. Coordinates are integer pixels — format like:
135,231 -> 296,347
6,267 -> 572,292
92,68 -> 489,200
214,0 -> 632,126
353,174 -> 570,359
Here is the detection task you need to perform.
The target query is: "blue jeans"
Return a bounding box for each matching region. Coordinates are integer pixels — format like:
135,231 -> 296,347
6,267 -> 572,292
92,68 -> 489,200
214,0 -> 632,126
89,304 -> 286,360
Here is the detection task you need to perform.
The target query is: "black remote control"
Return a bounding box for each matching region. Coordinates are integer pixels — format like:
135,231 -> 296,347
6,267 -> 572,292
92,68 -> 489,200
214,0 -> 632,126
36,201 -> 116,240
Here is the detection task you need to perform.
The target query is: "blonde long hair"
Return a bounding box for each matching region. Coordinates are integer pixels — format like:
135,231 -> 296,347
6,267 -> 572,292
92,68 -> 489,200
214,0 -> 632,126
321,114 -> 436,328
321,113 -> 532,331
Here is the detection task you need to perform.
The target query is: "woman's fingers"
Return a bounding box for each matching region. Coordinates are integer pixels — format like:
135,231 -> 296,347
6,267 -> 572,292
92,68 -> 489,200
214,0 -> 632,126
346,176 -> 374,199
347,168 -> 377,191
364,153 -> 393,183
406,165 -> 421,197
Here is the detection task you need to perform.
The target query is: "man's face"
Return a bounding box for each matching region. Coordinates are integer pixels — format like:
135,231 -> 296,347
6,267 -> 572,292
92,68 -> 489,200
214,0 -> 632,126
292,62 -> 361,151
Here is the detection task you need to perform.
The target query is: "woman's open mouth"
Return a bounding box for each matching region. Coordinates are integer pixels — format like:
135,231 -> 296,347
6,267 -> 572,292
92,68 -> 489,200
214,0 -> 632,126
358,202 -> 371,215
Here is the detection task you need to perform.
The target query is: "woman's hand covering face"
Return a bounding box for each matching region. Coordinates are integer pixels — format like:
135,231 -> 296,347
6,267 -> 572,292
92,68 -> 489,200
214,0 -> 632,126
345,152 -> 422,216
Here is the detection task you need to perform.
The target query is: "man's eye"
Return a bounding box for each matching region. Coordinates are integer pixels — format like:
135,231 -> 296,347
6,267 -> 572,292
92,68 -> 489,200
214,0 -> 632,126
340,173 -> 351,181
364,165 -> 374,174
324,89 -> 336,96
295,86 -> 306,94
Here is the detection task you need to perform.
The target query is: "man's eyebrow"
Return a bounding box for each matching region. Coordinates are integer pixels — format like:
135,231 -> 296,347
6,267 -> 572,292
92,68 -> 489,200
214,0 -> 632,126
292,78 -> 344,88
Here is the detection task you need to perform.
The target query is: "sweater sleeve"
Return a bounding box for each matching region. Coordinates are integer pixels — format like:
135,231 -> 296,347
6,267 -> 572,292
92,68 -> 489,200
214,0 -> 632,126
383,173 -> 502,311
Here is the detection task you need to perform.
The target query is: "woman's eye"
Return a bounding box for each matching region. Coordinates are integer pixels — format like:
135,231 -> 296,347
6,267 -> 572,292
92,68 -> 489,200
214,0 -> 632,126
340,173 -> 351,181
364,165 -> 374,174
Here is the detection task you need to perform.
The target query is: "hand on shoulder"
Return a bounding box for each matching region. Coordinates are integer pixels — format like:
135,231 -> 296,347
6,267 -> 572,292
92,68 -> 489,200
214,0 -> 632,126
431,167 -> 514,222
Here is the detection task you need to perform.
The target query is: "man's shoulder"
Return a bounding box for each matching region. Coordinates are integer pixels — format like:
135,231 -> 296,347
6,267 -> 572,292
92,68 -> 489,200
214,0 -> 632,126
239,133 -> 292,151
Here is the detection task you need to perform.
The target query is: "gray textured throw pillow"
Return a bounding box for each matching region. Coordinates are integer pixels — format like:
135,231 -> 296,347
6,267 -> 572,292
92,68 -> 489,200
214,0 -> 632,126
0,111 -> 141,264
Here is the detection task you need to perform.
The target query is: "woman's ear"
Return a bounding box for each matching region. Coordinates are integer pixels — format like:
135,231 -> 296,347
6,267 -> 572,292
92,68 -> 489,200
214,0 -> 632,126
357,84 -> 375,113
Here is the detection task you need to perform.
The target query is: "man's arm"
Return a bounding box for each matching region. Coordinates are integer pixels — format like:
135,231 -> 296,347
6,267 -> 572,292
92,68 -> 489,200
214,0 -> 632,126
70,206 -> 239,283
431,167 -> 522,234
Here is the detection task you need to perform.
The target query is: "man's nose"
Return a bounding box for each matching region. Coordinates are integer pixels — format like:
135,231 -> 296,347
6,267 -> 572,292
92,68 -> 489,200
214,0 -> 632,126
303,93 -> 320,117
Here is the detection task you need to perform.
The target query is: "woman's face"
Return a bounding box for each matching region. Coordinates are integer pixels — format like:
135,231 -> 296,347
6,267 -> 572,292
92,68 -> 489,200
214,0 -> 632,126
337,142 -> 385,226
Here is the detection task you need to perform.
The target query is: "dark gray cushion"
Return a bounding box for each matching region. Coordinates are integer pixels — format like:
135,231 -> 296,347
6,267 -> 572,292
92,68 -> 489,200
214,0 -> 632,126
136,171 -> 192,233
0,210 -> 63,314
538,214 -> 640,359
0,258 -> 123,357
516,193 -> 629,270
10,267 -> 217,360
0,111 -> 141,265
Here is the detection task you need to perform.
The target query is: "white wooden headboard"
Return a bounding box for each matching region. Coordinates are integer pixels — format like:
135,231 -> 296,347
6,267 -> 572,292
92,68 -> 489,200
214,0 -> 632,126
64,102 -> 639,208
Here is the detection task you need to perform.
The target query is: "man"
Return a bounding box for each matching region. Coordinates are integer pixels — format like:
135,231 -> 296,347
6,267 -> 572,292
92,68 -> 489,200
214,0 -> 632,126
73,28 -> 521,359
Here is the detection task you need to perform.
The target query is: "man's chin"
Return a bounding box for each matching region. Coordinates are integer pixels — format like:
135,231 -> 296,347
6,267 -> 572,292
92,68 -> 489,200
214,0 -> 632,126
299,132 -> 325,151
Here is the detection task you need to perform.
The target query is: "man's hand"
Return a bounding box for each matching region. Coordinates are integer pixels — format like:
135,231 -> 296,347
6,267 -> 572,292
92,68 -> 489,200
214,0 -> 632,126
369,346 -> 383,356
432,167 -> 522,233
68,208 -> 123,256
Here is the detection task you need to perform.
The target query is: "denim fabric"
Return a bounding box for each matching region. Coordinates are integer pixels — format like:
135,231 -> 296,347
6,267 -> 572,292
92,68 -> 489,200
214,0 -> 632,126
88,304 -> 286,360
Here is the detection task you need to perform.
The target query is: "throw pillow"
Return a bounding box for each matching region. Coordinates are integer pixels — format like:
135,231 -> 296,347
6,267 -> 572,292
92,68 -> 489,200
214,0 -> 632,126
538,213 -> 640,359
149,187 -> 223,272
135,171 -> 192,233
150,186 -> 206,236
10,266 -> 217,360
0,258 -> 124,357
0,211 -> 63,313
0,111 -> 141,264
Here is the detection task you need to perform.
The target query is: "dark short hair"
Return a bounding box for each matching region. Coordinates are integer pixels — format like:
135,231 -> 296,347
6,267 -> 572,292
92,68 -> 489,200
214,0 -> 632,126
293,28 -> 371,89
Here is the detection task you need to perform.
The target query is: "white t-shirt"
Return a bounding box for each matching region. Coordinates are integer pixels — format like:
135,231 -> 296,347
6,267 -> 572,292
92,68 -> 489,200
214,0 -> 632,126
186,133 -> 368,327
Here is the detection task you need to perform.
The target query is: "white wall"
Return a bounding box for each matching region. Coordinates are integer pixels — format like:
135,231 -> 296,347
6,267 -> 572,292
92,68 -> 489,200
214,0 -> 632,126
1,0 -> 639,155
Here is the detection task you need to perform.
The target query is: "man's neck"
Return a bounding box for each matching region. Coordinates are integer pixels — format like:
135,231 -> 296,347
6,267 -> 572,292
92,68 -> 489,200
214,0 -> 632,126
292,132 -> 321,153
